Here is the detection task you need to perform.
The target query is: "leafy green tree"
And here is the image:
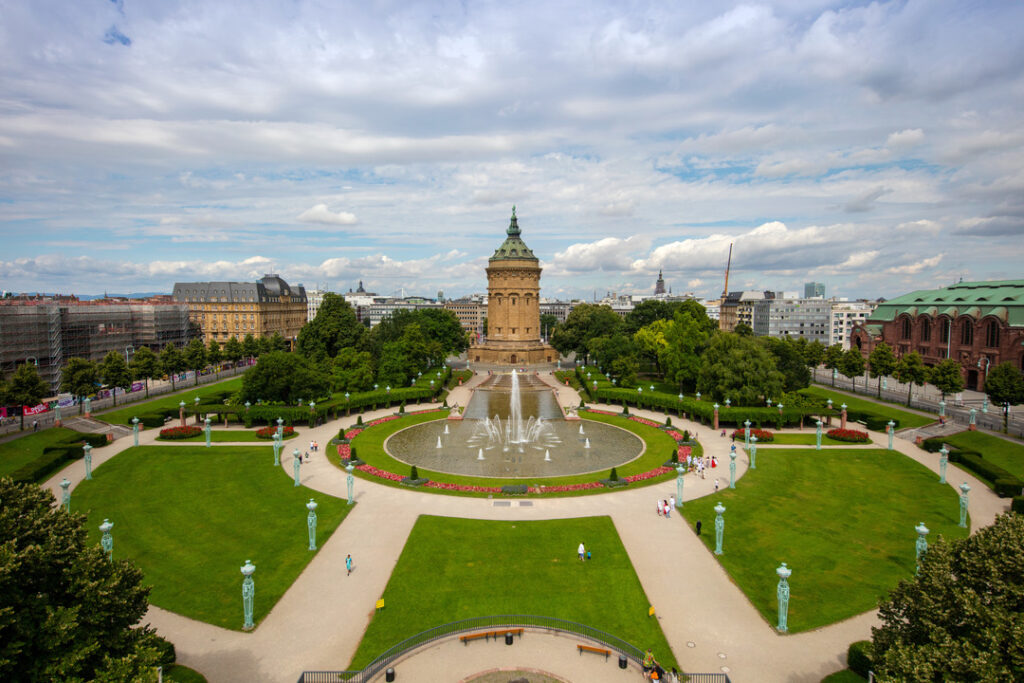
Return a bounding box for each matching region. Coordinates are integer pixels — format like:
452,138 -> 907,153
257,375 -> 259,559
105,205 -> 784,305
223,336 -> 244,366
539,313 -> 559,340
60,357 -> 99,414
867,342 -> 897,397
0,478 -> 168,681
128,347 -> 159,399
549,304 -> 623,364
823,344 -> 844,385
160,343 -> 185,391
296,293 -> 365,362
839,347 -> 867,392
207,339 -> 223,374
242,333 -> 259,360
624,299 -> 679,334
182,338 -> 207,386
240,351 -> 329,404
99,351 -> 132,407
632,320 -> 670,374
589,333 -> 639,385
266,332 -> 289,353
330,348 -> 374,393
412,308 -> 468,361
733,322 -> 754,337
761,337 -> 811,393
983,362 -> 1024,433
8,363 -> 50,429
893,351 -> 928,407
801,339 -> 826,369
696,333 -> 784,405
928,358 -> 965,402
376,343 -> 418,388
659,311 -> 711,391
871,513 -> 1024,681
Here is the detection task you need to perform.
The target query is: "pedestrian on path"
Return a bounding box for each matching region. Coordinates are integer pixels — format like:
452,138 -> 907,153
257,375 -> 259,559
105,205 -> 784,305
696,520 -> 702,536
578,542 -> 585,561
669,495 -> 675,510
642,649 -> 658,678
656,499 -> 662,516
714,478 -> 719,492
663,500 -> 670,518
345,554 -> 352,576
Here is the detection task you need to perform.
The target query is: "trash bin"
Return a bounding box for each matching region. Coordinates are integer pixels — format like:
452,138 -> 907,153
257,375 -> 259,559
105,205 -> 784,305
385,667 -> 395,681
618,654 -> 628,669
505,632 -> 514,645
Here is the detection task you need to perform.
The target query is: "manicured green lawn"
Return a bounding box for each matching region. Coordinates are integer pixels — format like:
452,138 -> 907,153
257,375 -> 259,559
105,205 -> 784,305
73,445 -> 352,629
0,427 -> 83,477
939,430 -> 1024,481
768,433 -> 867,446
680,448 -> 967,633
157,429 -> 298,443
98,376 -> 244,425
349,516 -> 677,670
340,411 -> 687,496
165,664 -> 208,682
802,386 -> 933,429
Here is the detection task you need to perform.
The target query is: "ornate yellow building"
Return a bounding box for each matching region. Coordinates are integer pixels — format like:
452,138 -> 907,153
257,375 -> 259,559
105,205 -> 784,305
471,208 -> 557,365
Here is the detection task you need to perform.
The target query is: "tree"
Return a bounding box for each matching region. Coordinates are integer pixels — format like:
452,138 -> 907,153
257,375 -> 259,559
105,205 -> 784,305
659,311 -> 711,391
239,351 -> 329,404
207,339 -> 223,375
266,332 -> 288,353
223,336 -> 244,366
160,343 -> 185,391
733,322 -> 754,337
411,308 -> 468,361
823,344 -> 844,385
330,348 -> 374,393
99,351 -> 132,407
632,319 -> 670,374
867,342 -> 897,398
296,293 -> 365,362
539,313 -> 559,340
0,478 -> 168,681
60,357 -> 98,414
8,363 -> 50,430
128,347 -> 159,399
182,338 -> 207,386
983,362 -> 1024,433
928,358 -> 964,402
549,304 -> 623,364
893,352 -> 928,407
761,337 -> 811,393
589,333 -> 639,385
839,348 -> 867,392
871,513 -> 1024,681
242,333 -> 259,360
801,339 -> 826,370
696,333 -> 784,405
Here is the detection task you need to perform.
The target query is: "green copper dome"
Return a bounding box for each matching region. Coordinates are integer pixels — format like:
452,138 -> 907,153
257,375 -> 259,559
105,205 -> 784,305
490,206 -> 537,261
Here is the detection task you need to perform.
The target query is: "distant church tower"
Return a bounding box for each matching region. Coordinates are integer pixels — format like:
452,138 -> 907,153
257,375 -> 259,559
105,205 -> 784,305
654,269 -> 666,295
471,207 -> 557,365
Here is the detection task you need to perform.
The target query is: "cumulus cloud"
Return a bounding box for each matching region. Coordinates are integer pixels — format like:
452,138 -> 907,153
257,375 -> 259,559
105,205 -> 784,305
548,236 -> 650,274
886,129 -> 924,149
843,187 -> 891,213
297,204 -> 358,225
885,254 -> 943,275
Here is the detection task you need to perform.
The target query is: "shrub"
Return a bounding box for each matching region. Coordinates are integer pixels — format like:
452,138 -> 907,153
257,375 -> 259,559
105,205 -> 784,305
609,467 -> 619,481
730,428 -> 773,442
356,415 -> 363,425
1012,496 -> 1024,515
682,430 -> 690,441
410,465 -> 419,481
995,478 -> 1024,498
399,400 -> 406,414
665,416 -> 672,426
500,484 -> 529,495
670,449 -> 678,463
138,413 -> 169,428
826,428 -> 871,443
159,425 -> 202,440
847,640 -> 873,678
11,449 -> 77,483
255,425 -> 294,439
954,453 -> 1021,495
152,635 -> 176,668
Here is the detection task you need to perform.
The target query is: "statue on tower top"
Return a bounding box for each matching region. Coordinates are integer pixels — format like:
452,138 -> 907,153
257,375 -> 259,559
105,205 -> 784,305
507,205 -> 520,237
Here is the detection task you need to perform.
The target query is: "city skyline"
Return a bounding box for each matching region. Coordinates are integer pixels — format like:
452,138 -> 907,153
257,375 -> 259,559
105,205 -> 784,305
2,1 -> 1023,301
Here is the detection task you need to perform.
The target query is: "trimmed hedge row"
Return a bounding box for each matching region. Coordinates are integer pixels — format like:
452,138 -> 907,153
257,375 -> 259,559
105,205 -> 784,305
11,431 -> 110,484
847,640 -> 873,678
1012,496 -> 1024,514
920,437 -> 1024,497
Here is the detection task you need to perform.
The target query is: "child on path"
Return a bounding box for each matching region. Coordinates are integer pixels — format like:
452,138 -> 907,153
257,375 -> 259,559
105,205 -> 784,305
714,478 -> 719,492
669,495 -> 675,510
345,554 -> 352,576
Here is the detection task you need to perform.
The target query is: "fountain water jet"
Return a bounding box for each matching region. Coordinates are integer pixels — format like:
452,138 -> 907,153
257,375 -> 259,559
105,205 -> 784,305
436,436 -> 442,449
544,449 -> 551,462
477,449 -> 485,460
584,438 -> 590,449
444,424 -> 449,435
475,370 -> 549,449
579,425 -> 584,435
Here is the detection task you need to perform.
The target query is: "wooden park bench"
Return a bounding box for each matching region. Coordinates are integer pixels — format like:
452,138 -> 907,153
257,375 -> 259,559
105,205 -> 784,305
459,627 -> 523,644
577,644 -> 611,659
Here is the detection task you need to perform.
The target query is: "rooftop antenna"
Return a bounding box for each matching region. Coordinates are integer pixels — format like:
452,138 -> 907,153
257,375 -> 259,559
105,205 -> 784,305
721,242 -> 733,299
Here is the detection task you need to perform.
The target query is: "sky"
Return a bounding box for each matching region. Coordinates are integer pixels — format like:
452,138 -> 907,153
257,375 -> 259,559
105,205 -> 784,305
1,0 -> 1023,302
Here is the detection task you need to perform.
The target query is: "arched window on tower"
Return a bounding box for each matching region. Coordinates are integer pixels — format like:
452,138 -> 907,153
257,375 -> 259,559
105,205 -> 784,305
920,318 -> 931,342
960,320 -> 973,346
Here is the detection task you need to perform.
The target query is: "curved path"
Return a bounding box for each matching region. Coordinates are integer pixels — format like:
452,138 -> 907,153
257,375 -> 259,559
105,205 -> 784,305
43,376 -> 1010,683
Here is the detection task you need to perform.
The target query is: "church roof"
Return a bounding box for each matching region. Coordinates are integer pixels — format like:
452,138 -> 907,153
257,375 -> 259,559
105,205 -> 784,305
489,206 -> 537,262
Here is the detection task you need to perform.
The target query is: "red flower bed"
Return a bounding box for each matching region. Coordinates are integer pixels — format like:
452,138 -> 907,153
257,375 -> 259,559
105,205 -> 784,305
356,464 -> 404,482
624,466 -> 674,482
585,409 -> 619,416
365,416 -> 399,428
425,481 -> 503,493
629,416 -> 661,427
159,425 -> 202,440
337,444 -> 351,460
256,425 -> 294,439
730,428 -> 773,442
345,428 -> 363,439
677,446 -> 691,459
827,428 -> 870,443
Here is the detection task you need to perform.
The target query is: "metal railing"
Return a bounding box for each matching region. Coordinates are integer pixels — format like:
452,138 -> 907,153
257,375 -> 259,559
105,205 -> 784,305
297,614 -> 731,683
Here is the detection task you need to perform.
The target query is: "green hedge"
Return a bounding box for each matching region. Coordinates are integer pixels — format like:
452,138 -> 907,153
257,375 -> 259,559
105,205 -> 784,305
845,409 -> 900,431
10,431 -> 109,484
1012,496 -> 1024,514
995,478 -> 1023,498
847,641 -> 873,679
952,452 -> 1022,496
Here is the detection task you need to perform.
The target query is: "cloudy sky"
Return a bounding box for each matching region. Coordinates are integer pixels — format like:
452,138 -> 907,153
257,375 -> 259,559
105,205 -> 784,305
1,1 -> 1022,302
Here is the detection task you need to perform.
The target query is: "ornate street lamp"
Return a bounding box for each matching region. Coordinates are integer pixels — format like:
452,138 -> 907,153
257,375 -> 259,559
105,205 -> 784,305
695,391 -> 701,401
306,499 -> 318,550
915,522 -> 929,574
346,462 -> 355,504
99,518 -> 114,560
293,448 -> 301,486
132,417 -> 140,446
204,417 -> 212,448
729,449 -> 737,488
675,464 -> 685,507
713,502 -> 726,555
815,420 -> 823,450
276,417 -> 284,438
766,398 -> 773,407
241,560 -> 256,630
938,446 -> 949,484
60,478 -> 71,511
776,563 -> 792,633
887,420 -> 895,450
749,435 -> 758,469
744,420 -> 751,448
272,432 -> 282,466
959,482 -> 971,529
83,443 -> 93,480
724,398 -> 731,407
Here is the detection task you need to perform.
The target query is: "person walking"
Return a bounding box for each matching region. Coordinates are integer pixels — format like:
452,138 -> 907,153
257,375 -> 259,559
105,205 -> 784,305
578,542 -> 586,561
696,520 -> 702,536
714,478 -> 719,492
345,554 -> 353,576
669,495 -> 675,510
656,499 -> 662,516
642,649 -> 658,679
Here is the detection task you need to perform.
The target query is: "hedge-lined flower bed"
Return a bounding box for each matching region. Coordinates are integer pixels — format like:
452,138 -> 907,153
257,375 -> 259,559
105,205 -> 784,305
337,444 -> 351,460
159,425 -> 202,440
629,416 -> 662,428
826,428 -> 870,443
731,428 -> 774,442
255,425 -> 295,439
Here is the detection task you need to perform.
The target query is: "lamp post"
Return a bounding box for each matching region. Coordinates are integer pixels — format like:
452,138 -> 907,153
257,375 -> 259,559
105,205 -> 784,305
83,443 -> 93,480
713,402 -> 720,431
675,464 -> 685,507
194,396 -> 201,424
939,400 -> 946,419
882,376 -> 888,391
204,417 -> 212,448
982,395 -> 988,413
178,400 -> 186,427
938,446 -> 948,484
54,403 -> 62,427
99,518 -> 113,560
815,420 -> 822,450
346,462 -> 355,504
60,478 -> 71,511
959,482 -> 971,529
306,499 -> 318,550
695,391 -> 701,401
272,432 -> 281,466
345,392 -> 351,414
241,560 -> 255,630
729,449 -> 737,488
276,417 -> 284,438
293,449 -> 301,486
724,398 -> 731,408
915,522 -> 929,574
744,420 -> 751,448
83,396 -> 91,418
776,563 -> 792,633
766,398 -> 773,407
969,407 -> 977,431
244,401 -> 251,413
840,403 -> 848,429
132,417 -> 140,446
887,420 -> 895,450
713,502 -> 725,555
750,435 -> 758,469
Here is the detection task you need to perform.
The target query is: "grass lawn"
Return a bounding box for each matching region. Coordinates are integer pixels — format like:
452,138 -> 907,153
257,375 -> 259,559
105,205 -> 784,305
157,429 -> 298,443
0,427 -> 84,478
802,386 -> 933,430
165,664 -> 208,682
768,433 -> 866,446
97,376 -> 244,425
340,411 -> 688,497
349,515 -> 677,670
680,448 -> 967,633
938,430 -> 1024,481
73,445 -> 352,629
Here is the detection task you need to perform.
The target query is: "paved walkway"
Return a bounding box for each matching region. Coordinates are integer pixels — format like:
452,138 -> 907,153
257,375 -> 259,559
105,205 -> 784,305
43,374 -> 1011,683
